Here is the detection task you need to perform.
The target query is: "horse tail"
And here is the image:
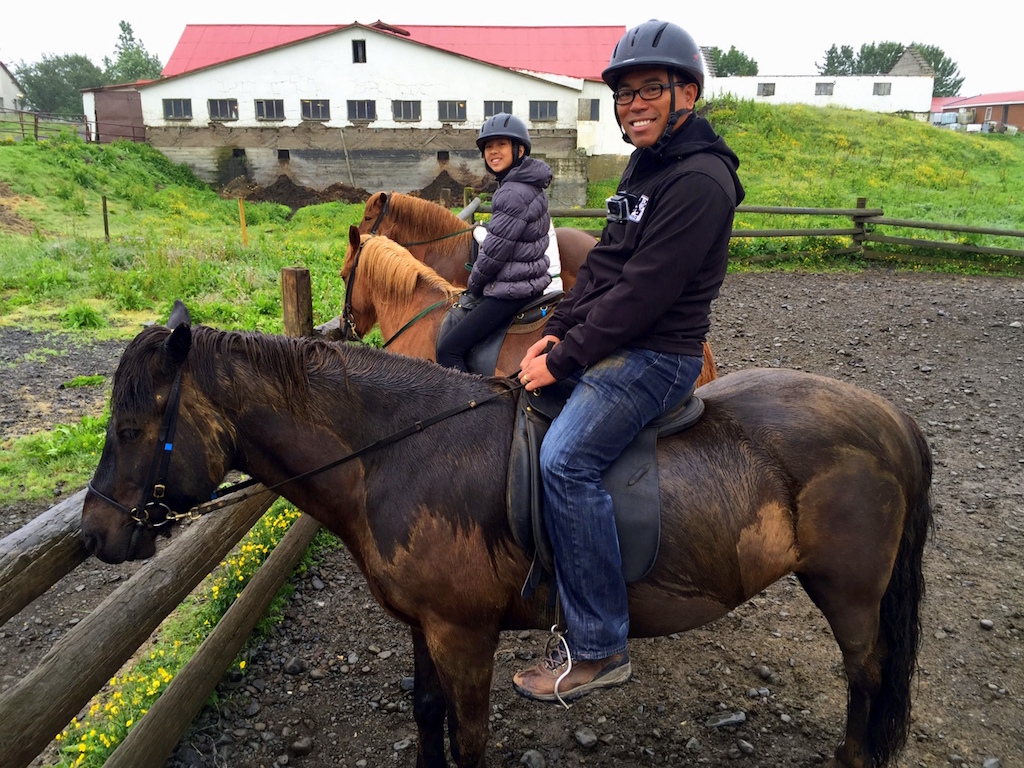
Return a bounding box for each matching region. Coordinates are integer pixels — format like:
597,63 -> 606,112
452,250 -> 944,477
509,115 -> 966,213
870,417 -> 934,766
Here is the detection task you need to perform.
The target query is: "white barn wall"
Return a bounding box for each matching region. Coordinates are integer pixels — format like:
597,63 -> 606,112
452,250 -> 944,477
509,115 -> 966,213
704,75 -> 934,115
141,28 -> 582,131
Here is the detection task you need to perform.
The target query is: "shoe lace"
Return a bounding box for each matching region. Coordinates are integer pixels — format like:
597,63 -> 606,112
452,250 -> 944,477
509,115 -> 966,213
543,624 -> 573,709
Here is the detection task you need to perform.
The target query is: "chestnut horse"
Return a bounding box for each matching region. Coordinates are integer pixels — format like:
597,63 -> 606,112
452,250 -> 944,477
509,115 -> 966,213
341,227 -> 718,382
358,191 -> 598,291
82,301 -> 932,768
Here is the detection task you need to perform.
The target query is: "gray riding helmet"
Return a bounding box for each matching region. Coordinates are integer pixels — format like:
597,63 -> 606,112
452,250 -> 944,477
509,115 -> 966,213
602,19 -> 705,99
476,113 -> 532,156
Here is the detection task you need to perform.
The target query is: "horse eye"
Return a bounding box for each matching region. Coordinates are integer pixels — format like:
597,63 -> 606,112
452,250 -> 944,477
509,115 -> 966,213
118,428 -> 142,442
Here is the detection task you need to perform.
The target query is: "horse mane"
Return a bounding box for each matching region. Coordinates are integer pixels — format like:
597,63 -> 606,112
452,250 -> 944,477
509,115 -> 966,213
359,236 -> 459,304
384,192 -> 473,257
114,323 -> 490,426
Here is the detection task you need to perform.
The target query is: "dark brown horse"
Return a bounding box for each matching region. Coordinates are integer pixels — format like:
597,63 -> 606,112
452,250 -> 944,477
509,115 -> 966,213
358,191 -> 598,291
341,228 -> 719,382
81,302 -> 933,768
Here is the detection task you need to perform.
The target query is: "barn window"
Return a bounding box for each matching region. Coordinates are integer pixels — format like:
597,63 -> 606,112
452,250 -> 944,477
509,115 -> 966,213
162,99 -> 192,120
984,106 -> 993,121
301,99 -> 331,121
484,100 -> 512,118
873,82 -> 892,96
347,100 -> 376,122
437,151 -> 450,162
393,100 -> 422,122
255,99 -> 285,121
353,40 -> 367,63
278,149 -> 290,161
578,98 -> 600,121
438,100 -> 467,122
208,99 -> 239,121
815,82 -> 834,96
529,101 -> 557,121
757,82 -> 776,97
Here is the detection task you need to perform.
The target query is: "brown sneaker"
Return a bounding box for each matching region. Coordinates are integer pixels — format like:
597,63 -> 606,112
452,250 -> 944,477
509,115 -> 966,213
513,644 -> 631,704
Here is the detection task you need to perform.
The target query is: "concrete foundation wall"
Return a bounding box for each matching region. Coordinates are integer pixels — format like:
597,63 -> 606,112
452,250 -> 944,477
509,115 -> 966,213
149,125 -> 590,205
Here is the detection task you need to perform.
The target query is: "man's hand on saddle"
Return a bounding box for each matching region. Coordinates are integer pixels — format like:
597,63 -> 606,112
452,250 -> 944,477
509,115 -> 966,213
519,335 -> 559,392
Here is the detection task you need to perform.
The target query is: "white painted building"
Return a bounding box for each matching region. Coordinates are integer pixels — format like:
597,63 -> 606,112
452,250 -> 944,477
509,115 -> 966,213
86,24 -> 935,201
705,74 -> 934,117
0,61 -> 24,112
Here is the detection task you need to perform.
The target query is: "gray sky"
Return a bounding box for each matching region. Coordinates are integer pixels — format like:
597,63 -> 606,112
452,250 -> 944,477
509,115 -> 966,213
2,1 -> 1019,96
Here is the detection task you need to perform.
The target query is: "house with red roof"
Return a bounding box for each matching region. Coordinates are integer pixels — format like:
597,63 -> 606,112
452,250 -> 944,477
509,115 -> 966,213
88,22 -> 629,203
931,91 -> 1024,133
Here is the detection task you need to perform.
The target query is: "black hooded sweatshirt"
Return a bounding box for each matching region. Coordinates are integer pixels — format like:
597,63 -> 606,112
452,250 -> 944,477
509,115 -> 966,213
544,114 -> 745,380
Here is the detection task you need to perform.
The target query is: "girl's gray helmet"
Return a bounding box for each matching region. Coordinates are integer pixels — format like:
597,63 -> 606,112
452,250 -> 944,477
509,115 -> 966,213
602,19 -> 705,99
476,113 -> 532,155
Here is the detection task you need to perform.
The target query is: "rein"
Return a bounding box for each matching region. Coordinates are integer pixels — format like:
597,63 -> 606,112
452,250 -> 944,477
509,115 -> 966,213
88,368 -> 523,528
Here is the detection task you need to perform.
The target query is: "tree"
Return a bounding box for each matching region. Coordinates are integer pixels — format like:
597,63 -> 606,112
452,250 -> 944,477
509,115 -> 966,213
912,43 -> 964,97
14,54 -> 105,115
854,42 -> 905,75
817,45 -> 856,76
705,46 -> 758,76
103,21 -> 163,84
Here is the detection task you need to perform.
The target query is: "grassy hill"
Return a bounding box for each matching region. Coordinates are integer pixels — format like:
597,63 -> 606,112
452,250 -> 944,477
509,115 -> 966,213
1,99 -> 1023,335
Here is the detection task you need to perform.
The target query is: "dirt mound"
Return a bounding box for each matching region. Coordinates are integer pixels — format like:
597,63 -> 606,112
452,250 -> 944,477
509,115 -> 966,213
241,175 -> 371,211
0,181 -> 36,235
221,172 -> 489,213
417,170 -> 480,205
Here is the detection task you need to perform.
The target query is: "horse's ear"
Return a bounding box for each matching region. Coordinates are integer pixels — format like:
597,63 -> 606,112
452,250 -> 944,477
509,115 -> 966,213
168,299 -> 191,330
164,300 -> 192,369
349,225 -> 361,251
163,323 -> 191,369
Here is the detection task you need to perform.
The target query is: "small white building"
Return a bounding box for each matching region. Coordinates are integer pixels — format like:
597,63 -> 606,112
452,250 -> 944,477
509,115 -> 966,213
1,61 -> 25,112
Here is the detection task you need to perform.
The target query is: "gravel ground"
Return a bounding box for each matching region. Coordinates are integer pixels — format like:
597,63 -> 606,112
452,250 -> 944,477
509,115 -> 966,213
1,269 -> 1022,768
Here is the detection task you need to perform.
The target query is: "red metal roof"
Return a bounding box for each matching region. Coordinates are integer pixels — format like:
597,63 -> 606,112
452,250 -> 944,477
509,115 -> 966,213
163,25 -> 344,77
938,91 -> 1024,108
162,23 -> 624,81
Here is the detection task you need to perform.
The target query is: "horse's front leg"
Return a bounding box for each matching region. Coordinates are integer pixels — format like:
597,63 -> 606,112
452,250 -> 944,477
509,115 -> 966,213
410,627 -> 449,768
424,622 -> 501,768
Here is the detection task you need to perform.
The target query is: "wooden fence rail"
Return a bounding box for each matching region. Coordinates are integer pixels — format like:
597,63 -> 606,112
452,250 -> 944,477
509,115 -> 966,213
0,270 -> 320,768
481,197 -> 1024,271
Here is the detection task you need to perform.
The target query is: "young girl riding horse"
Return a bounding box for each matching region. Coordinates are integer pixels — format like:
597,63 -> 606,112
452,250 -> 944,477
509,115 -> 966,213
436,114 -> 553,372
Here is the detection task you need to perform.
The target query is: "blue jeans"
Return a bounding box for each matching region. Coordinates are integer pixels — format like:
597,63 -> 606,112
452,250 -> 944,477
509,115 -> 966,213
540,347 -> 703,659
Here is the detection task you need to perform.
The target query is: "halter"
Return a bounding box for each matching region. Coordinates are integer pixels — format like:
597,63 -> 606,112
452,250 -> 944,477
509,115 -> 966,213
342,235 -> 456,348
87,366 -> 191,528
367,190 -> 474,247
87,366 -> 523,528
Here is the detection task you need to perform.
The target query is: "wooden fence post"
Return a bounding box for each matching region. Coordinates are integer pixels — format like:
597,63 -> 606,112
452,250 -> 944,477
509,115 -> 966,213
852,197 -> 868,255
281,267 -> 313,337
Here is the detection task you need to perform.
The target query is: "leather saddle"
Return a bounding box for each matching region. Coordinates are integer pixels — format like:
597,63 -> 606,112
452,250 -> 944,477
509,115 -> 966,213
506,379 -> 705,597
437,291 -> 564,375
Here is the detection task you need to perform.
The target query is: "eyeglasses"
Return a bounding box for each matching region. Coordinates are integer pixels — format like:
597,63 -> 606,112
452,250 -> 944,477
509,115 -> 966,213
612,82 -> 682,106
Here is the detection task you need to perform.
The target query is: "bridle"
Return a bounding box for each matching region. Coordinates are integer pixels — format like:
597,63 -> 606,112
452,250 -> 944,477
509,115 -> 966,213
87,366 -> 193,528
87,343 -> 524,529
341,234 -> 452,348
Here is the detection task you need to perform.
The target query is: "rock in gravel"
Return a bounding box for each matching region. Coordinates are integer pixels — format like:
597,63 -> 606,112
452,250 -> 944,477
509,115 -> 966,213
288,735 -> 313,756
982,759 -> 1000,768
283,656 -> 306,675
707,711 -> 747,728
575,726 -> 598,748
520,748 -> 546,768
